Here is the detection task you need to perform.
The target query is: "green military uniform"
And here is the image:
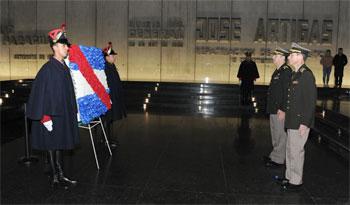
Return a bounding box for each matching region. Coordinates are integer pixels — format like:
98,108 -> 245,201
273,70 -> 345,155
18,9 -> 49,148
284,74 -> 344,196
267,63 -> 292,114
285,65 -> 317,129
284,44 -> 317,186
266,60 -> 292,165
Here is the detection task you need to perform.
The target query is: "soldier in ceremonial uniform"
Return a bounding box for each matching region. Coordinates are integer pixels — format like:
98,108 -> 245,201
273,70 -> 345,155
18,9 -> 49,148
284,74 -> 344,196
264,48 -> 292,168
279,43 -> 317,192
237,51 -> 260,105
101,42 -> 127,148
26,24 -> 79,188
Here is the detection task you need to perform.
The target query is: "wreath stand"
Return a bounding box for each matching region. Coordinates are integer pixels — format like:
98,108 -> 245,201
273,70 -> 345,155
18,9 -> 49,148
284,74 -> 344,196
79,117 -> 112,170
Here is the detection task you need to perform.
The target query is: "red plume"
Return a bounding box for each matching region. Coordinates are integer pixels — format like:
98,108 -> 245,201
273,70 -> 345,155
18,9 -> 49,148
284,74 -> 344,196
61,23 -> 66,32
48,29 -> 61,41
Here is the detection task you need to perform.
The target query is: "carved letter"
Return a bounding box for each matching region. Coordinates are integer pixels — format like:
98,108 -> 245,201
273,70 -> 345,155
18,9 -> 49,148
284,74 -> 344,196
268,18 -> 279,42
219,17 -> 230,42
309,20 -> 320,44
254,18 -> 266,42
321,20 -> 333,45
196,17 -> 207,41
231,18 -> 241,43
298,19 -> 309,43
279,19 -> 289,43
208,17 -> 219,41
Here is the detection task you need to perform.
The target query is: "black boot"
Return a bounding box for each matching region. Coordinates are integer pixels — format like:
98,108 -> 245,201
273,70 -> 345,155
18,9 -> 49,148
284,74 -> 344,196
100,120 -> 109,143
43,151 -> 51,175
109,121 -> 120,147
103,120 -> 118,148
48,150 -> 59,187
55,150 -> 77,186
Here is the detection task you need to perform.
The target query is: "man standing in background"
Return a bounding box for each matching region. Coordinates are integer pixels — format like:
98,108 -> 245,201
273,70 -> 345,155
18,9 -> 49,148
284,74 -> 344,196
320,49 -> 333,87
237,51 -> 260,105
333,48 -> 348,88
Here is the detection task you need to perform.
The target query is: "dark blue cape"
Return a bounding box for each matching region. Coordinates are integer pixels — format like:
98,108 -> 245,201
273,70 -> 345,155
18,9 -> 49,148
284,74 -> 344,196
26,57 -> 79,150
103,62 -> 127,122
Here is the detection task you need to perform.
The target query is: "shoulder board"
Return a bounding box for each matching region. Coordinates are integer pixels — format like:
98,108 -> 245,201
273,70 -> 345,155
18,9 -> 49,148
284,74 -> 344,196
282,65 -> 291,70
300,65 -> 312,73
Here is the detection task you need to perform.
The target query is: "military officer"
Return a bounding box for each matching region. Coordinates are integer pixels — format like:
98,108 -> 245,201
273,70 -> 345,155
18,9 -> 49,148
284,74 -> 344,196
101,42 -> 127,148
264,48 -> 292,168
279,43 -> 317,192
26,24 -> 79,188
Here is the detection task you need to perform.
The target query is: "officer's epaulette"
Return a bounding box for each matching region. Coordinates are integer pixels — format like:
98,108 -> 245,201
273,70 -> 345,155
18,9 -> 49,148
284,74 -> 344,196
282,64 -> 290,70
299,64 -> 310,73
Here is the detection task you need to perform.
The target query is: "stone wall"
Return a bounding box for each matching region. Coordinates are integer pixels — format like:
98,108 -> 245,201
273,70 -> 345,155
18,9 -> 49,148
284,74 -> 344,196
1,0 -> 349,86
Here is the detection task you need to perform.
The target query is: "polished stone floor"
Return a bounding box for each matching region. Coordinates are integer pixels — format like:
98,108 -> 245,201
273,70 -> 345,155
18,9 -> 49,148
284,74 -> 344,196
1,110 -> 349,204
317,99 -> 350,118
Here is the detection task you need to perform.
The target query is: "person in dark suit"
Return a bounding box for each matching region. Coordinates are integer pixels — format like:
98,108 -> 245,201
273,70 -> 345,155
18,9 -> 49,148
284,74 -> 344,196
237,52 -> 260,105
333,48 -> 348,88
101,42 -> 127,148
26,24 -> 79,188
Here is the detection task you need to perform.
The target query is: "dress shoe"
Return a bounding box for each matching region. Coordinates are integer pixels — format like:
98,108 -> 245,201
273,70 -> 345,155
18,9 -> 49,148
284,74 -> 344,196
59,176 -> 77,186
281,182 -> 302,192
265,160 -> 284,168
50,174 -> 60,188
263,156 -> 284,168
106,140 -> 119,148
273,175 -> 289,185
50,175 -> 73,189
263,156 -> 271,163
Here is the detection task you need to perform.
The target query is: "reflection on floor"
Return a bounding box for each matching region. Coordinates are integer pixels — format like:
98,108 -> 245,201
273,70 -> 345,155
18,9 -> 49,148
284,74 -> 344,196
1,80 -> 349,204
1,111 -> 349,204
317,99 -> 350,118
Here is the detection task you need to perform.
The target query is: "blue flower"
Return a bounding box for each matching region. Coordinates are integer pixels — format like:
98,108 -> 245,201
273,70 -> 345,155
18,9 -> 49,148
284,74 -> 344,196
79,45 -> 105,70
69,62 -> 79,70
77,93 -> 108,124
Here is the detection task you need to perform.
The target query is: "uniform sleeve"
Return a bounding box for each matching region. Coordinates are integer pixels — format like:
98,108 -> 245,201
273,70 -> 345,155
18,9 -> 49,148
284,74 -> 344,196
300,71 -> 317,127
279,67 -> 292,112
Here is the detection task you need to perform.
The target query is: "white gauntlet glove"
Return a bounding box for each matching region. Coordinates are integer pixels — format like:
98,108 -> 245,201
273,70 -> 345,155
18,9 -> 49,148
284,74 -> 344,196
43,120 -> 53,132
